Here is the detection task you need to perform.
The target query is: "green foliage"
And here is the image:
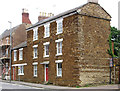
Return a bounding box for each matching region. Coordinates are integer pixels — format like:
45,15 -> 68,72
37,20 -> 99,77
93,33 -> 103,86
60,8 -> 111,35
108,27 -> 120,57
76,85 -> 80,88
108,33 -> 114,57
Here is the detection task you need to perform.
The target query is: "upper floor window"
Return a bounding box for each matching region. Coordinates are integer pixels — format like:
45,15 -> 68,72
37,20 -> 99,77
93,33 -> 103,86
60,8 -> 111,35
55,39 -> 63,56
14,50 -> 17,61
44,23 -> 50,38
33,27 -> 38,41
43,42 -> 50,57
19,48 -> 23,60
56,18 -> 63,35
33,45 -> 38,59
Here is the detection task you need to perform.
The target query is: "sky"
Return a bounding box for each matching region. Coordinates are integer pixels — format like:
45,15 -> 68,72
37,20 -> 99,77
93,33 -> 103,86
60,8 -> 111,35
0,0 -> 119,34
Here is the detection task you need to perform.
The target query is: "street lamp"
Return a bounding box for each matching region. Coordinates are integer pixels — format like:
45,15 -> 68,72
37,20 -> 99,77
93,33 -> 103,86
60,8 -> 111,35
8,21 -> 12,82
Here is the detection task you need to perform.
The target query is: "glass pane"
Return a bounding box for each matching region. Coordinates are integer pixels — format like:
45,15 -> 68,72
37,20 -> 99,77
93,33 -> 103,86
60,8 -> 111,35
58,22 -> 62,33
58,63 -> 62,68
46,45 -> 49,55
57,42 -> 62,54
34,48 -> 37,57
58,68 -> 62,76
46,64 -> 48,67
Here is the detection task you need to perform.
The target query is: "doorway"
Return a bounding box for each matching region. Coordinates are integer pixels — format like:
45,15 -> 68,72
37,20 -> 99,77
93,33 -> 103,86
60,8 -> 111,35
45,64 -> 48,82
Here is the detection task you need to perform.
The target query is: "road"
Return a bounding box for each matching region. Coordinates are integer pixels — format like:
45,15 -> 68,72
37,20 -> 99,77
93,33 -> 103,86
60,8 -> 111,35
0,81 -> 43,90
0,81 -> 119,91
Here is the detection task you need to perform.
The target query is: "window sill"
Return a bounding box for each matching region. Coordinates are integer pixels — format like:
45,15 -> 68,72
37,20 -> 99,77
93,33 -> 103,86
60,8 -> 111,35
56,76 -> 62,78
44,55 -> 49,58
18,73 -> 24,76
33,75 -> 38,77
44,36 -> 49,38
56,32 -> 62,35
33,57 -> 38,59
19,59 -> 23,61
56,53 -> 62,56
33,39 -> 38,41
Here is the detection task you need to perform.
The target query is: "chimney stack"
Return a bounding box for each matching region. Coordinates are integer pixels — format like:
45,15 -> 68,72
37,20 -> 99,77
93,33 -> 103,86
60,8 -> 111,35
22,8 -> 31,24
88,0 -> 98,3
38,12 -> 54,22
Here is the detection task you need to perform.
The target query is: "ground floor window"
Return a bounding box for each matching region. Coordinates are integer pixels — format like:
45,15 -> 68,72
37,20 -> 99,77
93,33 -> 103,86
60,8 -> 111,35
18,66 -> 24,75
33,65 -> 37,77
57,63 -> 62,77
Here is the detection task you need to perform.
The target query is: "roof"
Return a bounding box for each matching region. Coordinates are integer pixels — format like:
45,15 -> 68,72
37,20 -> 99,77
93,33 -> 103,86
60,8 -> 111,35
0,29 -> 10,39
0,23 -> 31,40
27,2 -> 111,31
27,3 -> 87,30
0,24 -> 21,39
12,41 -> 27,50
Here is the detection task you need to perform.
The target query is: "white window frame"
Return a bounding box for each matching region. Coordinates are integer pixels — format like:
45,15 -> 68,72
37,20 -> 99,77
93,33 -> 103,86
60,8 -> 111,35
44,23 -> 50,38
19,48 -> 23,60
43,42 -> 50,58
33,27 -> 38,41
55,60 -> 63,77
56,18 -> 63,35
33,45 -> 38,59
18,66 -> 24,75
14,50 -> 17,61
55,38 -> 63,56
33,65 -> 37,77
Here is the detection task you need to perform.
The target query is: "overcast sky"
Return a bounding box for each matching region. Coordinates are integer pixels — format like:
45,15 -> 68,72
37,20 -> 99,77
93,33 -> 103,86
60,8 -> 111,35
0,0 -> 119,34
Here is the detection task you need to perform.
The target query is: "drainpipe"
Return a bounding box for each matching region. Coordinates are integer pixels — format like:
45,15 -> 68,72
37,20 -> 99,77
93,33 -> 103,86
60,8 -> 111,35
110,38 -> 114,84
8,21 -> 12,82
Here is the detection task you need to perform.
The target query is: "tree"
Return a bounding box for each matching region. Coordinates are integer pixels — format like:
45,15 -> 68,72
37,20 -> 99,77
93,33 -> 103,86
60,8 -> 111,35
108,27 -> 120,57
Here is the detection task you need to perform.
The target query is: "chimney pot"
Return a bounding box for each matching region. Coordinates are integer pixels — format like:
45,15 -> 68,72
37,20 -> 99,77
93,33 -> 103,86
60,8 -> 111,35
45,12 -> 46,16
40,12 -> 42,16
38,12 -> 54,21
88,0 -> 98,3
42,12 -> 44,16
22,8 -> 28,13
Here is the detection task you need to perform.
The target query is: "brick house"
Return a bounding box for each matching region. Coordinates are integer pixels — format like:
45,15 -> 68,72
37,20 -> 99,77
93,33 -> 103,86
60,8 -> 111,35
0,8 -> 31,80
11,0 -> 111,86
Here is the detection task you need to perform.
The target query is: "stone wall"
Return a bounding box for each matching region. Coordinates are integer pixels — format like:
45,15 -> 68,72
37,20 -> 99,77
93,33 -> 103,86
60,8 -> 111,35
76,15 -> 110,86
20,14 -> 79,86
11,2 -> 111,87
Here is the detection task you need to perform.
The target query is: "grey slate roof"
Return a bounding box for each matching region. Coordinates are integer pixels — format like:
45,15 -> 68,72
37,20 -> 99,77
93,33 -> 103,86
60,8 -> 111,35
12,41 -> 27,50
27,2 -> 111,31
26,3 -> 88,30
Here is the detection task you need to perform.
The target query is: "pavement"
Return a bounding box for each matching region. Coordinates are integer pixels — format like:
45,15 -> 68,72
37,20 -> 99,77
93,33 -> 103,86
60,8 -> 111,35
1,80 -> 120,90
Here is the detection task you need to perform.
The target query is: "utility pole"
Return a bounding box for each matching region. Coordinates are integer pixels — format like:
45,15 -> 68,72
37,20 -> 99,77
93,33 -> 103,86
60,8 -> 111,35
8,21 -> 12,82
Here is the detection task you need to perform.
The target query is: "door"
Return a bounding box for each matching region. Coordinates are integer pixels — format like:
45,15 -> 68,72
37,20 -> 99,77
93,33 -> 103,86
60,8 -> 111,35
45,64 -> 48,82
13,67 -> 16,80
